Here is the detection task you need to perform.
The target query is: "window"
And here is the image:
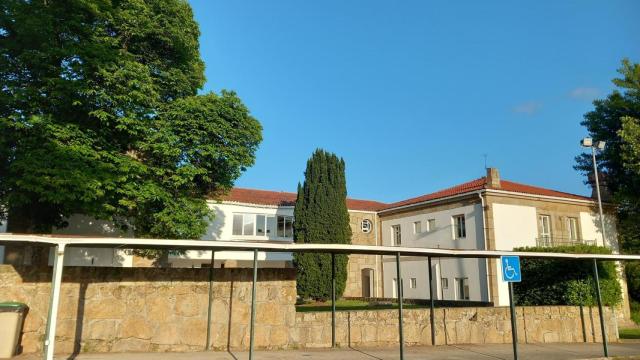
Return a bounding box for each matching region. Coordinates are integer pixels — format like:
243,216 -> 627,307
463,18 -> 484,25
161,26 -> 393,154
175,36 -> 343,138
441,277 -> 449,290
232,214 -> 292,238
276,215 -> 294,238
567,217 -> 579,240
455,277 -> 469,300
452,215 -> 466,239
233,214 -> 256,236
243,214 -> 255,236
539,215 -> 551,243
256,215 -> 266,235
392,225 -> 402,246
361,219 -> 372,233
267,216 -> 276,235
427,219 -> 436,232
413,221 -> 422,234
410,278 -> 417,289
232,214 -> 243,236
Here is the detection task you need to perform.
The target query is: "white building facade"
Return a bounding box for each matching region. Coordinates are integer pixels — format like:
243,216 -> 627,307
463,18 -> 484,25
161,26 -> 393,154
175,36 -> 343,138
378,168 -> 623,308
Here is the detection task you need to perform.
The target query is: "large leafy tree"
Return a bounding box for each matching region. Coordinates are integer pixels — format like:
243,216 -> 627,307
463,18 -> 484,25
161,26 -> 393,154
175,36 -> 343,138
575,59 -> 640,299
293,149 -> 352,301
0,1 -> 262,241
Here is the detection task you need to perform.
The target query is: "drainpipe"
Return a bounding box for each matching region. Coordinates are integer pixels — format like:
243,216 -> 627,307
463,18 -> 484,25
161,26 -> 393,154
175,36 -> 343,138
478,191 -> 492,303
374,213 -> 380,298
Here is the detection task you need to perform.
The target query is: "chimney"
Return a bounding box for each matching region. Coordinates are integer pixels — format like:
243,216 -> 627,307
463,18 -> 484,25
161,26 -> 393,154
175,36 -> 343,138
588,172 -> 612,202
487,167 -> 501,188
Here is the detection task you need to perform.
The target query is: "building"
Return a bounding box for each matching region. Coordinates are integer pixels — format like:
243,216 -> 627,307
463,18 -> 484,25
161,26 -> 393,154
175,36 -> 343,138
378,168 -> 624,309
0,168 -> 626,312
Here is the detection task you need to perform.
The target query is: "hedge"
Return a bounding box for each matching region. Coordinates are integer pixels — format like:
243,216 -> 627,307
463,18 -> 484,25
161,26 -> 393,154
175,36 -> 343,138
513,245 -> 622,306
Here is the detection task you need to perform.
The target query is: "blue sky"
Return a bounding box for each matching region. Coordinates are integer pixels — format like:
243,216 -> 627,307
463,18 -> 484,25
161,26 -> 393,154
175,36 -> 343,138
189,1 -> 640,203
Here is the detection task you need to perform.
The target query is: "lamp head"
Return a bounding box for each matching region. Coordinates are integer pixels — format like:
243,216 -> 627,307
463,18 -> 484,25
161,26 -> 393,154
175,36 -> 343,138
581,137 -> 593,147
596,141 -> 606,150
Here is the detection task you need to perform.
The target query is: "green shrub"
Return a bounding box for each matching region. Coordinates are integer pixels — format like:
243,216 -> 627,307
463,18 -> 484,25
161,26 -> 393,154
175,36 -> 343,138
631,300 -> 640,324
513,245 -> 621,306
625,262 -> 640,301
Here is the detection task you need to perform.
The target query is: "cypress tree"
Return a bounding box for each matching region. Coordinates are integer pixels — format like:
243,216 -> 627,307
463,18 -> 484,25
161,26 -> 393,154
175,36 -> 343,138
293,149 -> 352,301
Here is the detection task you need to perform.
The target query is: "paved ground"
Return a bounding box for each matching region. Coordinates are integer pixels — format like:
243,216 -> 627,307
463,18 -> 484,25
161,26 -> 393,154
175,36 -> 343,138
14,342 -> 640,360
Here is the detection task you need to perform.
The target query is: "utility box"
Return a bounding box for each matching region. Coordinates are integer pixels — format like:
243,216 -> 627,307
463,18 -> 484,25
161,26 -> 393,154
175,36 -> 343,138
0,302 -> 27,359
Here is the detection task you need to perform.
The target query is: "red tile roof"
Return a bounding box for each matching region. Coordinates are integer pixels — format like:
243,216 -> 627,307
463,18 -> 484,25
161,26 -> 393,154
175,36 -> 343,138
381,177 -> 593,211
217,188 -> 387,212
215,177 -> 593,213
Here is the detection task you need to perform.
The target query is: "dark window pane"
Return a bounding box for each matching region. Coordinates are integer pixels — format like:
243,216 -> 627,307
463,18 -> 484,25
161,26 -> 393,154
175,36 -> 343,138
256,215 -> 265,235
277,216 -> 285,237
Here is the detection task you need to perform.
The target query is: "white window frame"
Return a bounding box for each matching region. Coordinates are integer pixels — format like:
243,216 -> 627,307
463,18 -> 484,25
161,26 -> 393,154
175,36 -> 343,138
427,219 -> 436,232
391,225 -> 402,246
232,213 -> 293,239
410,278 -> 417,289
539,214 -> 552,242
413,221 -> 421,234
567,217 -> 579,240
452,215 -> 466,239
276,215 -> 294,238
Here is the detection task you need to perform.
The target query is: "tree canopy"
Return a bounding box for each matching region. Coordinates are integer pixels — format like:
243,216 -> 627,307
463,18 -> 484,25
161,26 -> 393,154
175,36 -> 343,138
0,0 -> 262,240
293,149 -> 352,300
575,59 -> 640,302
576,59 -> 640,252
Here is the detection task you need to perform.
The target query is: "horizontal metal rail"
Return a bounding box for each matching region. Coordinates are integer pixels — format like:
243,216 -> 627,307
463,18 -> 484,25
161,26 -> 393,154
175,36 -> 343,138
0,233 -> 639,261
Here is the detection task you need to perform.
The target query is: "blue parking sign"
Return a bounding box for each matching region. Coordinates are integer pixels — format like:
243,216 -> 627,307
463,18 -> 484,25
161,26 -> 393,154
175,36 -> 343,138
501,256 -> 521,282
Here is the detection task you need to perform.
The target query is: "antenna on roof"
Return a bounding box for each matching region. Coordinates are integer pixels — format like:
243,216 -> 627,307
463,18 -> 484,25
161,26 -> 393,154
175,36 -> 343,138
483,153 -> 488,170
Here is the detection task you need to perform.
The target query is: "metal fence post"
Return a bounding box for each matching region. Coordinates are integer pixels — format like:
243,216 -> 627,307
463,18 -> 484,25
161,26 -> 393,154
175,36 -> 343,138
249,249 -> 258,360
396,252 -> 404,360
331,253 -> 336,348
205,250 -> 215,350
592,259 -> 609,357
44,244 -> 66,360
428,256 -> 435,346
508,282 -> 519,360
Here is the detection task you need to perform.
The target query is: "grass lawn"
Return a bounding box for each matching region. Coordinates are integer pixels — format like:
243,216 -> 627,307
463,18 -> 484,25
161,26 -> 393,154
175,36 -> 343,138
296,299 -> 430,312
620,328 -> 640,340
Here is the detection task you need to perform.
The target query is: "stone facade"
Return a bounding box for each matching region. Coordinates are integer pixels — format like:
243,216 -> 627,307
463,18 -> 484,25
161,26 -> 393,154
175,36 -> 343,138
294,306 -> 618,348
344,211 -> 382,298
0,265 -> 296,354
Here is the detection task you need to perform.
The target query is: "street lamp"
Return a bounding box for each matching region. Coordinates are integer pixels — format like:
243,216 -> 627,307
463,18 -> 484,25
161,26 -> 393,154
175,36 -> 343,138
581,137 -> 607,245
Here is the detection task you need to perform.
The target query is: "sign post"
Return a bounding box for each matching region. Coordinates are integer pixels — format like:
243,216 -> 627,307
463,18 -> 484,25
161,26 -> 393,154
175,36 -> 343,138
501,255 -> 521,360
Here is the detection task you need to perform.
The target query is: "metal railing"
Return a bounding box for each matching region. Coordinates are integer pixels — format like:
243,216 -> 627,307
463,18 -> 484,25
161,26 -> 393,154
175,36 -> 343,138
3,234 -> 640,360
536,236 -> 596,248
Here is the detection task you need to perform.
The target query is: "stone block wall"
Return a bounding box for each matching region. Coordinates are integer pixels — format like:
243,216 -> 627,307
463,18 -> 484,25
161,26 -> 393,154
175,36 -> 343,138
0,265 -> 296,354
0,264 -> 619,355
294,306 -> 618,348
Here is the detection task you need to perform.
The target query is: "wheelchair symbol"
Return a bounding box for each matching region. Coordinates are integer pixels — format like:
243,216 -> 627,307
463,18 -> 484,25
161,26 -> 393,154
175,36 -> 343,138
501,256 -> 521,282
504,261 -> 518,280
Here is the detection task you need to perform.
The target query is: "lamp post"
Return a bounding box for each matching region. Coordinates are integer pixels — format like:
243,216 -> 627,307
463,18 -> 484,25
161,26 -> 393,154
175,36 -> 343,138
581,137 -> 607,245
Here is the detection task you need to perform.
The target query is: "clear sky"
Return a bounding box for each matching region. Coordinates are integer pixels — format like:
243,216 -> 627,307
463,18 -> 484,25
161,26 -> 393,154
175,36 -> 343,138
189,1 -> 640,203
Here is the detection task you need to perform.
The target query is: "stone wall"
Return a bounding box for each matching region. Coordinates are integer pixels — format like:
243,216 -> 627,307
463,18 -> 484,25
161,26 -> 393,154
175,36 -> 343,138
0,265 -> 296,354
0,265 -> 618,355
294,306 -> 618,348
